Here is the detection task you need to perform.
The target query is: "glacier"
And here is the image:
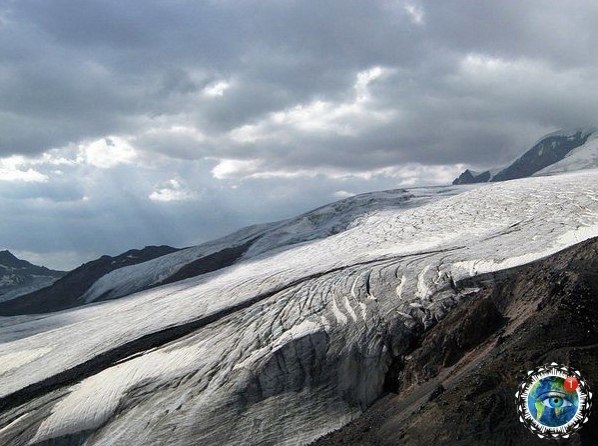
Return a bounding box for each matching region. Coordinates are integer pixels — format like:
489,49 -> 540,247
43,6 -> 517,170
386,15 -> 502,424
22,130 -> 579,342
80,186 -> 471,304
1,170 -> 598,445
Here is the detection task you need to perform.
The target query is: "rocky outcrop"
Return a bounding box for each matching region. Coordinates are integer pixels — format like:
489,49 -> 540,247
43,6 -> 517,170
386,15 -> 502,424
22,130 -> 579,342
452,169 -> 491,185
312,237 -> 598,446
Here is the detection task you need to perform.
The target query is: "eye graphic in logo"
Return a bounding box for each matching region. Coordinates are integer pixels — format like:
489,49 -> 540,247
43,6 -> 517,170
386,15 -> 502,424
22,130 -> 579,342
516,363 -> 592,439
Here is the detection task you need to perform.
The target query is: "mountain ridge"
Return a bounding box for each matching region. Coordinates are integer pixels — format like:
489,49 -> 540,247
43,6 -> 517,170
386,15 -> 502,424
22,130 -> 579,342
0,250 -> 65,303
453,127 -> 597,184
0,187 -> 471,316
0,245 -> 178,315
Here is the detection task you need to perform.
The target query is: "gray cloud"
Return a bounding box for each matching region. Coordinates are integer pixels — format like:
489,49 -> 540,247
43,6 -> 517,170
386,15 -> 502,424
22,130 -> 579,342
1,0 -> 598,268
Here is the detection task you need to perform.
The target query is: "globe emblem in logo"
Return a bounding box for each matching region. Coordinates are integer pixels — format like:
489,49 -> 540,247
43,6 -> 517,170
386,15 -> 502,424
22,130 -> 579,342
516,363 -> 592,439
527,375 -> 579,427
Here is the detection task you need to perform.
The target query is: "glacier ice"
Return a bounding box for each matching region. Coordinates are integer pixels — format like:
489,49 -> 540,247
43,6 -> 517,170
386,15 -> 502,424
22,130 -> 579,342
1,170 -> 598,445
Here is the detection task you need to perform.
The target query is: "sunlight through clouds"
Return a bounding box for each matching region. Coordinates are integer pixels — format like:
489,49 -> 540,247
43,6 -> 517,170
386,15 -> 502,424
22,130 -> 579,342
2,0 -> 598,268
229,66 -> 395,143
0,156 -> 48,183
149,179 -> 197,202
77,137 -> 137,169
202,81 -> 231,98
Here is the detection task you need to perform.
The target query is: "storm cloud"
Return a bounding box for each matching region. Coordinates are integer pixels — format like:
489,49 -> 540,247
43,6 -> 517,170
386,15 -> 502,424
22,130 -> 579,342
1,0 -> 598,268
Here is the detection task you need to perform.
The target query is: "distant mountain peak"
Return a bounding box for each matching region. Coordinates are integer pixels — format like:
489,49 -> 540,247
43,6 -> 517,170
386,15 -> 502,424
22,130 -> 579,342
0,250 -> 33,268
453,127 -> 598,185
0,251 -> 66,303
0,244 -> 179,315
452,169 -> 490,185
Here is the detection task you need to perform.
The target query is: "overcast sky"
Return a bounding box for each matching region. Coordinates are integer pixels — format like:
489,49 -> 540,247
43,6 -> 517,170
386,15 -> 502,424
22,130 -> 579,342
2,0 -> 598,269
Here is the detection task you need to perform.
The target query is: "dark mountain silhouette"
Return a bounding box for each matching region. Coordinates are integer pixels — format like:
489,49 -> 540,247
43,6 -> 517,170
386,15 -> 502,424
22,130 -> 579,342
0,250 -> 65,302
453,128 -> 594,184
0,245 -> 178,315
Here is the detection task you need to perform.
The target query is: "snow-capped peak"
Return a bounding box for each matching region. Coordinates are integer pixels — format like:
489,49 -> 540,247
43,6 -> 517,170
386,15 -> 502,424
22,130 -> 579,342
453,127 -> 597,184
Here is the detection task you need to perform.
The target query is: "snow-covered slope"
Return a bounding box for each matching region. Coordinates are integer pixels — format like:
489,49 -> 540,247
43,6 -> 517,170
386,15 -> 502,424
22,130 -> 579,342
79,186 -> 470,304
1,170 -> 598,446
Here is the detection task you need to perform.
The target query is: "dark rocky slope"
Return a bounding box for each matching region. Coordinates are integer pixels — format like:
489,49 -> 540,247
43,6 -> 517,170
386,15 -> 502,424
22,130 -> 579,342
452,169 -> 491,185
0,250 -> 65,301
0,245 -> 178,316
453,129 -> 593,184
313,237 -> 598,445
154,239 -> 256,287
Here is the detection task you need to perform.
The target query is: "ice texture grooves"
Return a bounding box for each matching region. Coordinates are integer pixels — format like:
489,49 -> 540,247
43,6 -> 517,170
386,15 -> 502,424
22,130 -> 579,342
1,170 -> 598,446
80,186 -> 465,303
